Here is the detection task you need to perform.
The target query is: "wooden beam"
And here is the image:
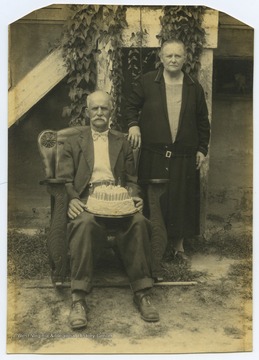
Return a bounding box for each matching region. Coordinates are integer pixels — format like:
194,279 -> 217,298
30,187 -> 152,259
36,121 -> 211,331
122,8 -> 218,49
18,4 -> 72,23
198,50 -> 214,235
8,47 -> 68,128
25,280 -> 198,289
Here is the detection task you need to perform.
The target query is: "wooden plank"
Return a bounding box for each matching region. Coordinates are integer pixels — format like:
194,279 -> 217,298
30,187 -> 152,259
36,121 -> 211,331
122,7 -> 162,48
23,269 -> 198,289
203,9 -> 219,49
24,280 -> 198,289
8,47 -> 68,128
198,50 -> 213,236
122,8 -> 218,49
215,28 -> 253,58
219,12 -> 253,29
20,5 -> 72,23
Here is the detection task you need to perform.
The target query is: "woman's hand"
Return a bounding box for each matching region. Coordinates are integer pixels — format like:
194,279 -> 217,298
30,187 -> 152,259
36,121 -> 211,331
128,126 -> 141,149
196,151 -> 205,170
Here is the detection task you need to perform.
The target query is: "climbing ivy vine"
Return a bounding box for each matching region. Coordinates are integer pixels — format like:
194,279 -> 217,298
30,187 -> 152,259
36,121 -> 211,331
61,4 -> 127,126
158,6 -> 206,76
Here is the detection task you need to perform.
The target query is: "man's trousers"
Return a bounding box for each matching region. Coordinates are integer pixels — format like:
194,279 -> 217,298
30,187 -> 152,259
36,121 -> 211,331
67,211 -> 153,293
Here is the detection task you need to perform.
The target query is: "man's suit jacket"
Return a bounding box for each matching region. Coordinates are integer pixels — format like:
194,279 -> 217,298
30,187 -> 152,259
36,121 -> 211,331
57,126 -> 141,201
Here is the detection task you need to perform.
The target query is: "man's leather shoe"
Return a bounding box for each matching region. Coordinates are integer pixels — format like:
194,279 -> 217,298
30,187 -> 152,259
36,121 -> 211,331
133,292 -> 160,322
69,299 -> 87,330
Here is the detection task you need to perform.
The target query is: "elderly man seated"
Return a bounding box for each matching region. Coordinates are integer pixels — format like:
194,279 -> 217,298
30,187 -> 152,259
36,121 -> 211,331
58,90 -> 160,330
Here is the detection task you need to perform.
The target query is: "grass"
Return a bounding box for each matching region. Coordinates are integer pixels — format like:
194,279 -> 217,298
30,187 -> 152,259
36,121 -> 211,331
7,226 -> 252,282
194,259 -> 252,306
185,230 -> 252,259
194,277 -> 237,306
228,260 -> 253,300
8,230 -> 50,279
224,326 -> 244,339
8,229 -> 207,282
160,257 -> 207,282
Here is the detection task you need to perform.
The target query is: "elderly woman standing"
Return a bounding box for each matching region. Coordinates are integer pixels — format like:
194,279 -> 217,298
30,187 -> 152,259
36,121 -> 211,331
126,39 -> 210,278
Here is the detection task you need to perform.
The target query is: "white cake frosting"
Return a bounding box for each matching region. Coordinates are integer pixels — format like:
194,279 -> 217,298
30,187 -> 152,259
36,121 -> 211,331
86,184 -> 136,216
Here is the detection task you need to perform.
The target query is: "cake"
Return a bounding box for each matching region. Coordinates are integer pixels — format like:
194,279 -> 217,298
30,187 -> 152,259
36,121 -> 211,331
86,184 -> 137,216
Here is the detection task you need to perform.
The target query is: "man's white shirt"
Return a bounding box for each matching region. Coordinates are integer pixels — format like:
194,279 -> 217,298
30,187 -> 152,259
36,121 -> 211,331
89,129 -> 115,184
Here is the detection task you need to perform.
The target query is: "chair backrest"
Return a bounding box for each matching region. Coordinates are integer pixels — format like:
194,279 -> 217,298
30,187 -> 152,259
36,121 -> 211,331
38,127 -> 86,179
38,126 -> 140,179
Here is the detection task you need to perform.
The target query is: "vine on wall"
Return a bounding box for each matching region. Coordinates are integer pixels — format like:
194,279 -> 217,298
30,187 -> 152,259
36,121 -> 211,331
127,7 -> 147,83
107,6 -> 127,127
158,6 -> 206,76
61,5 -> 127,126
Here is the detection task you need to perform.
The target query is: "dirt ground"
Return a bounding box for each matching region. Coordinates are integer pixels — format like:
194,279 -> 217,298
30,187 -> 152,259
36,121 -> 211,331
7,250 -> 252,355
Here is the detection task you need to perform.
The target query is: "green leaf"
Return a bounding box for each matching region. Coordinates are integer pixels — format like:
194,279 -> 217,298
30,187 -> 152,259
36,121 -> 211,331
90,72 -> 96,84
84,72 -> 90,83
94,5 -> 100,13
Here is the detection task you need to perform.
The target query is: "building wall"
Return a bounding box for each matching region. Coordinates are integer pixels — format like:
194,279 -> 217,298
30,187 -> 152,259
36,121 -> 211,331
8,81 -> 70,229
207,97 -> 252,228
206,12 -> 253,235
9,22 -> 64,86
8,10 -> 69,229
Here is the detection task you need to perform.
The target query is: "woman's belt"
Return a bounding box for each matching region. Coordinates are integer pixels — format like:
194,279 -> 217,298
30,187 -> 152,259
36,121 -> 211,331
142,143 -> 196,158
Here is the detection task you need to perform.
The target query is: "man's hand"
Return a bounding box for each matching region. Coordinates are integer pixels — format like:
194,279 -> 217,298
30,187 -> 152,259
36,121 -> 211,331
68,198 -> 86,219
196,151 -> 205,170
128,126 -> 141,149
132,197 -> 143,213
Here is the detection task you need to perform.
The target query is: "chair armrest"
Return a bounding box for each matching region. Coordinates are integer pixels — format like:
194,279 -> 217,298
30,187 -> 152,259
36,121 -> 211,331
39,178 -> 67,185
139,179 -> 170,184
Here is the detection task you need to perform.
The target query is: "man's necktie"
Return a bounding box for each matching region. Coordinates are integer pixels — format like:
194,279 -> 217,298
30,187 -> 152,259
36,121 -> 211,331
92,131 -> 108,141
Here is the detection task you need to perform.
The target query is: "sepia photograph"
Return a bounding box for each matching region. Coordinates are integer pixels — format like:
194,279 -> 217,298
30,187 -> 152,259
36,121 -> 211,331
2,0 -> 257,357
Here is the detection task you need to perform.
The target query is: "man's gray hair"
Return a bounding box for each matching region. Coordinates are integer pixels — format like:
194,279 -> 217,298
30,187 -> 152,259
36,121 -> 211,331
86,90 -> 113,109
